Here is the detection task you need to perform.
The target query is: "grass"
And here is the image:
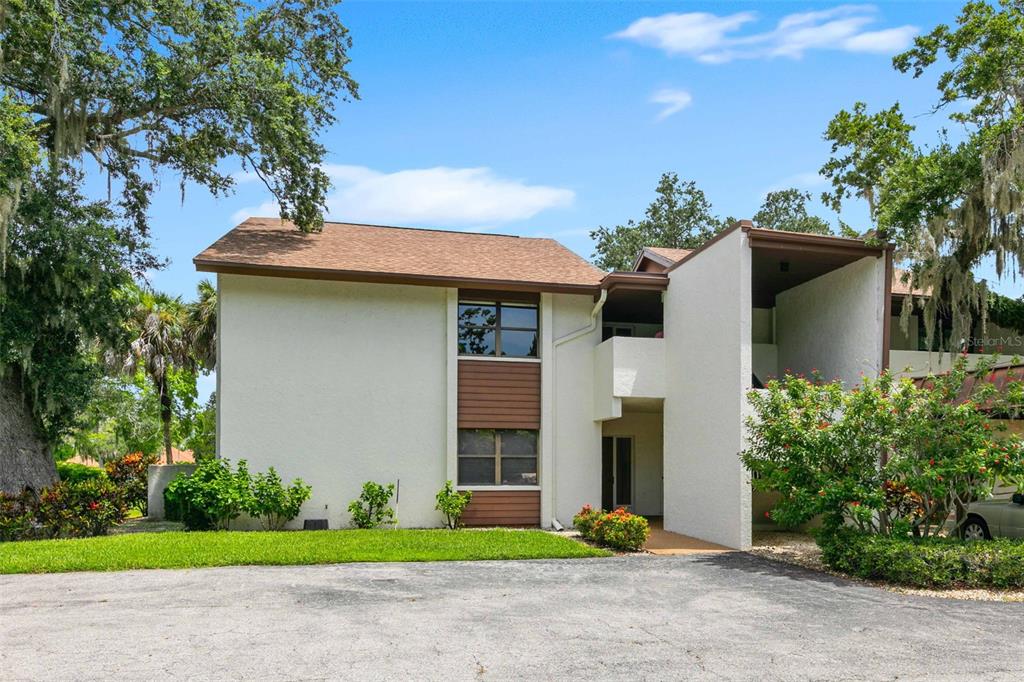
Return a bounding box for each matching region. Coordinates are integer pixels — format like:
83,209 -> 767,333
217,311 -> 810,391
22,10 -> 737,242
0,529 -> 609,574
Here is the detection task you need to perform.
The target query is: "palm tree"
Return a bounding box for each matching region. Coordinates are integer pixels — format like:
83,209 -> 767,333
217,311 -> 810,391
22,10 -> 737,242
108,288 -> 193,465
188,279 -> 217,371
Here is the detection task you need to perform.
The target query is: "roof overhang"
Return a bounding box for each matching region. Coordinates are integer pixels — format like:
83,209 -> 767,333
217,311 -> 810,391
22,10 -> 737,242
194,259 -> 602,296
631,248 -> 676,272
665,220 -> 889,274
599,271 -> 669,294
745,226 -> 885,258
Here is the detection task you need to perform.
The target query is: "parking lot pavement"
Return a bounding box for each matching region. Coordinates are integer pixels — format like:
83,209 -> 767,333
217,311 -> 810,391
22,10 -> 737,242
2,553 -> 1022,680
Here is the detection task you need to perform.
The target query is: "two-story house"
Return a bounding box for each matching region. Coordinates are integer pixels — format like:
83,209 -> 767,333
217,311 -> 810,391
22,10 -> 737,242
194,216 -> 996,549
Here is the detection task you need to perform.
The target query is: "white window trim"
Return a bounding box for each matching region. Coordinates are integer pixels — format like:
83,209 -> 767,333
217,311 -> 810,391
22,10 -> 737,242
456,355 -> 541,363
457,485 -> 541,492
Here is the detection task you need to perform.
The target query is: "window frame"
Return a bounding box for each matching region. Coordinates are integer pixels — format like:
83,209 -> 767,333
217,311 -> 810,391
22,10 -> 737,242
457,428 -> 539,487
458,299 -> 539,358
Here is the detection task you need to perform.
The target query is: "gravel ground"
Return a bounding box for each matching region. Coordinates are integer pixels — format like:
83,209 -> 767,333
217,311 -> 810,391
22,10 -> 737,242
750,531 -> 1024,603
2,553 -> 1023,680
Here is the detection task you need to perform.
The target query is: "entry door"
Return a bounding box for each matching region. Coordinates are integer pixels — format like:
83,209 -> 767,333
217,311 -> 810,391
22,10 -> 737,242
601,437 -> 633,511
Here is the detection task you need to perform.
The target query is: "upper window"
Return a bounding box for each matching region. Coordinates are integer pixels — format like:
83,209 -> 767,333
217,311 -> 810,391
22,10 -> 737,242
458,300 -> 538,357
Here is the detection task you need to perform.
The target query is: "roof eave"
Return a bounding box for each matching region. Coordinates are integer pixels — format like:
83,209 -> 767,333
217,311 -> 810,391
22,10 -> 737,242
194,259 -> 602,296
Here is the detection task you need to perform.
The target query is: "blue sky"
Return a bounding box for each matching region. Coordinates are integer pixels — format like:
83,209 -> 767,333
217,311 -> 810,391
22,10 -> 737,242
140,0 -> 1021,305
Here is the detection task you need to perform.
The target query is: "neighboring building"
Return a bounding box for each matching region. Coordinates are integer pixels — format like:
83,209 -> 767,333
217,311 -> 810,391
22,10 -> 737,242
197,217 -> 997,548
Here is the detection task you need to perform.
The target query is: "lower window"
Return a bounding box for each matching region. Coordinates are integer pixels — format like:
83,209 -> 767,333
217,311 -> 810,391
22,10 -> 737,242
458,429 -> 538,486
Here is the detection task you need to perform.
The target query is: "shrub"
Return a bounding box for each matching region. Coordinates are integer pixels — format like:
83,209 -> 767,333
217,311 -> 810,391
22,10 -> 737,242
348,481 -> 396,529
56,461 -> 107,484
573,505 -> 649,551
572,504 -> 601,537
435,481 -> 472,529
104,452 -> 157,515
818,528 -> 1024,589
36,480 -> 127,538
0,490 -> 39,542
743,358 -> 1024,537
164,459 -> 252,530
247,468 -> 312,530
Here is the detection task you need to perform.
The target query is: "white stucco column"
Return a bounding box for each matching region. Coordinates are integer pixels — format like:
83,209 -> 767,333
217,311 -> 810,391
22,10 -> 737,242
540,292 -> 555,528
445,288 -> 459,484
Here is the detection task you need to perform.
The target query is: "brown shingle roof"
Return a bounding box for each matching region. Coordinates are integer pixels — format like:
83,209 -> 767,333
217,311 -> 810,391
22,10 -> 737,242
646,247 -> 693,262
195,217 -> 606,293
891,268 -> 931,297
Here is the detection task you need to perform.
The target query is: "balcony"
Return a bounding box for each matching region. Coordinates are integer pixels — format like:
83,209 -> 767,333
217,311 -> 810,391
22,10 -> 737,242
594,336 -> 665,421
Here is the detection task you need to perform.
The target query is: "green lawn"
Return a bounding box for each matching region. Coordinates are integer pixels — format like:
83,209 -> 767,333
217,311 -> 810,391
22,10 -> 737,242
0,529 -> 609,574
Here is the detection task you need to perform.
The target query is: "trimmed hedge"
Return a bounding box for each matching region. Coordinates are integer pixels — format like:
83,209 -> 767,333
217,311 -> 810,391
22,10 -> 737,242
819,528 -> 1024,589
56,461 -> 107,484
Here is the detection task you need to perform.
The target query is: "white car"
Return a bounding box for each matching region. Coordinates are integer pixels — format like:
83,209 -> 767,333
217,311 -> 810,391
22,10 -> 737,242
962,493 -> 1024,540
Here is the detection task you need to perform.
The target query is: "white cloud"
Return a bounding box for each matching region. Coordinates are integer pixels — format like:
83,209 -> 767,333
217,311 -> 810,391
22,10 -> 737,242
613,5 -> 917,63
841,26 -> 920,53
231,165 -> 574,227
612,12 -> 757,56
650,88 -> 693,121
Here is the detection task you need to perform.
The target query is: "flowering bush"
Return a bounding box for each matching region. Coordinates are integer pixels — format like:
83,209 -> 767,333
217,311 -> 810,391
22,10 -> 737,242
104,452 -> 157,515
573,505 -> 649,551
0,490 -> 39,542
572,504 -> 600,537
36,480 -> 127,538
743,358 -> 1024,537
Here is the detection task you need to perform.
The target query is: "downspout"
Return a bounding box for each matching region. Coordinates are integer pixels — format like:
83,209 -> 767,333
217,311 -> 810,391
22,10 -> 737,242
548,289 -> 607,528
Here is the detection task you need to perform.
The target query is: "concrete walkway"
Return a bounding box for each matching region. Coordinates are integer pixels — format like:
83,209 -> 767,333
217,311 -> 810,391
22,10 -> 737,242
644,518 -> 734,555
2,554 -> 1021,680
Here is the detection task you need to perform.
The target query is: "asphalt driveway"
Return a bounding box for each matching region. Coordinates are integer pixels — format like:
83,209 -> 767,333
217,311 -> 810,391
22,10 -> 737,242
1,553 -> 1021,680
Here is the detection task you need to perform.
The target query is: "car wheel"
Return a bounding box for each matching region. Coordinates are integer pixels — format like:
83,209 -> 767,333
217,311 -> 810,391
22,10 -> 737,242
962,517 -> 990,541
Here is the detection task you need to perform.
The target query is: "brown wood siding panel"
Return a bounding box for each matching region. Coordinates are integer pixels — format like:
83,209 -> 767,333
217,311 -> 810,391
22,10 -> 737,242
459,289 -> 540,304
458,359 -> 540,429
461,491 -> 540,527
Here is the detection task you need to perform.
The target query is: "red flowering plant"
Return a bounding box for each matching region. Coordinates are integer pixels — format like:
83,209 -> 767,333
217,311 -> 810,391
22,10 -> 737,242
36,480 -> 127,538
885,356 -> 1024,536
573,505 -> 649,551
742,371 -> 897,533
105,452 -> 158,515
0,490 -> 39,542
744,357 -> 1024,538
572,504 -> 601,538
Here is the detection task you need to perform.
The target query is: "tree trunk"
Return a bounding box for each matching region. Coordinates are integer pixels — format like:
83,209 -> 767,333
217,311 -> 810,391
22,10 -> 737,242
0,371 -> 58,494
160,382 -> 173,465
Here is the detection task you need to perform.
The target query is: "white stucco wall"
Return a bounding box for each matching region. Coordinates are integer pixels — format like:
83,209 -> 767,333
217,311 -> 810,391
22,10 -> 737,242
601,411 -> 663,517
218,275 -> 448,529
551,293 -> 603,526
751,308 -> 774,344
752,343 -> 778,384
663,228 -> 752,549
775,256 -> 886,387
890,350 -> 1019,378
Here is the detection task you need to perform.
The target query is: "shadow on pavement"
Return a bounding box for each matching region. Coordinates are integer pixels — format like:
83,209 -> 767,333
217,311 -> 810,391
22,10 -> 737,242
690,551 -> 855,588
